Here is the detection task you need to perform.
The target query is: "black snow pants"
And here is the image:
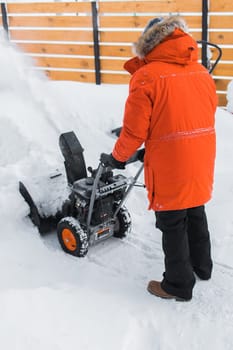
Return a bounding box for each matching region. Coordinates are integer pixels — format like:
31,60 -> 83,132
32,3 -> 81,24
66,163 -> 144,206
155,205 -> 213,300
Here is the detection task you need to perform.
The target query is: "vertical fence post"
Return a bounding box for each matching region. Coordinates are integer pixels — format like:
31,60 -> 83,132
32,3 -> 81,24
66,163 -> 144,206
1,2 -> 9,38
201,0 -> 208,68
91,1 -> 101,85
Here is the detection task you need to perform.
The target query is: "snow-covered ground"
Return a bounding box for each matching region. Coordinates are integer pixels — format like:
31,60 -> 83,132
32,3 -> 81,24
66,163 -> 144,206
1,35 -> 233,350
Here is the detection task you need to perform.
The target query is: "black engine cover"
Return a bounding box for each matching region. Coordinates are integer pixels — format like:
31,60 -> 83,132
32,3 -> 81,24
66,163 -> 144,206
91,195 -> 114,225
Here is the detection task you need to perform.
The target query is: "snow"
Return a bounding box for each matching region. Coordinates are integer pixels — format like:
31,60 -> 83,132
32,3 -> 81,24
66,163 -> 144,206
1,34 -> 233,350
227,80 -> 233,114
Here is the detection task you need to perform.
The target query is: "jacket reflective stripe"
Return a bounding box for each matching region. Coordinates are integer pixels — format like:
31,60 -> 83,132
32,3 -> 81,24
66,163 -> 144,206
153,127 -> 215,142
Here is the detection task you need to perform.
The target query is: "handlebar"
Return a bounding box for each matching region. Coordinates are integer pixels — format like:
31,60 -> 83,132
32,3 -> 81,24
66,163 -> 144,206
197,40 -> 222,74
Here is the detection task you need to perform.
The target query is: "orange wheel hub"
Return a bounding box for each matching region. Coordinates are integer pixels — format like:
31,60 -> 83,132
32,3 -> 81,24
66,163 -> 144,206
61,228 -> 77,251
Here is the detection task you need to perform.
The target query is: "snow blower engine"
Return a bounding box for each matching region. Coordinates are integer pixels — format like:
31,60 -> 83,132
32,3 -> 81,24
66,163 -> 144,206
19,131 -> 144,257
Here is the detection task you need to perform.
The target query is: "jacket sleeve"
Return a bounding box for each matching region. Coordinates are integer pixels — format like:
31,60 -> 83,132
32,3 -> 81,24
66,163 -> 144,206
112,70 -> 155,162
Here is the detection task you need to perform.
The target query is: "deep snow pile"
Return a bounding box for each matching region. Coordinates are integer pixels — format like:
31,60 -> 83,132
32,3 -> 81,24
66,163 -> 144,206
1,35 -> 233,350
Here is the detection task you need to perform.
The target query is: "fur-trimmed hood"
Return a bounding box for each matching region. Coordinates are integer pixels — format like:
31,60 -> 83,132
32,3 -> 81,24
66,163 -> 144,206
134,16 -> 189,59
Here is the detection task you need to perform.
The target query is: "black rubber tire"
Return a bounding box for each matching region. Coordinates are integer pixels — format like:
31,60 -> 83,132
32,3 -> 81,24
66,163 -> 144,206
113,206 -> 132,238
57,217 -> 88,257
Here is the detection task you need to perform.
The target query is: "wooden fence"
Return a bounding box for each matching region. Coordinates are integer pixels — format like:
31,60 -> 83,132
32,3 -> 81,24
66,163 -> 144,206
0,0 -> 232,106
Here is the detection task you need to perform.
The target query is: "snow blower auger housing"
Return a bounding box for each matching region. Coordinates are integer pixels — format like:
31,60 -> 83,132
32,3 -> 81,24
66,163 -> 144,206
19,131 -> 144,257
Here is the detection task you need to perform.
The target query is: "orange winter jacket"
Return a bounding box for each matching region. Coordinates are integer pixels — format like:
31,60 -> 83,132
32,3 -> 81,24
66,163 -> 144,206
112,29 -> 217,211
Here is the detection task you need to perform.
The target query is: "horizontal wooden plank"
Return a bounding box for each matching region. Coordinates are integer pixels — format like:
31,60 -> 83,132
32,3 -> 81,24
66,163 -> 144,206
210,0 -> 233,12
210,15 -> 233,29
215,78 -> 231,91
7,2 -> 91,14
217,93 -> 227,106
34,56 -> 95,70
100,15 -> 150,29
211,47 -> 233,61
100,31 -> 141,43
101,30 -> 201,43
9,15 -> 92,28
34,57 -> 127,72
213,63 -> 233,77
101,73 -> 130,84
45,70 -> 96,83
99,15 -> 201,29
13,43 -> 203,60
10,29 -> 93,42
101,58 -> 126,71
99,0 -> 202,13
15,42 -> 94,56
209,32 -> 233,45
100,45 -> 132,58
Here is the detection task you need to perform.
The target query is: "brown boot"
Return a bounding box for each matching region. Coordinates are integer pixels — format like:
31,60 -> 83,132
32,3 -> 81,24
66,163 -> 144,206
147,281 -> 190,302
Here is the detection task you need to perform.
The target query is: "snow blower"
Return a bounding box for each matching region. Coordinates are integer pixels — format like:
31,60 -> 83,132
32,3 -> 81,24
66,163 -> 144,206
19,131 -> 144,257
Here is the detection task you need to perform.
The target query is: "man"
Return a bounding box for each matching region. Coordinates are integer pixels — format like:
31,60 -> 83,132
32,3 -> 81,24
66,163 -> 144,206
101,16 -> 217,301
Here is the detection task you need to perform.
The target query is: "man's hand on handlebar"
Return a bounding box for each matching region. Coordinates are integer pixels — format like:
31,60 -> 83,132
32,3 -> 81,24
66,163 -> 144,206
100,153 -> 126,169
